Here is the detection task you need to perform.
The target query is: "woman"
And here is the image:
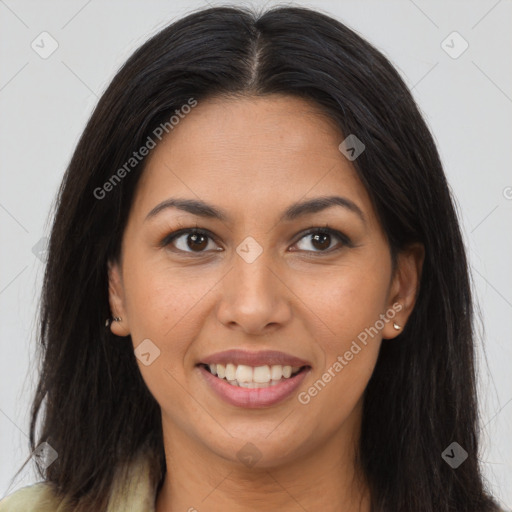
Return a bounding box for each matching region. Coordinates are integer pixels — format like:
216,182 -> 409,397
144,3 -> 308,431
0,5 -> 502,512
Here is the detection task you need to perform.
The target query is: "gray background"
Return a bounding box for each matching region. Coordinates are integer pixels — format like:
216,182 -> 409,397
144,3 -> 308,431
1,0 -> 511,508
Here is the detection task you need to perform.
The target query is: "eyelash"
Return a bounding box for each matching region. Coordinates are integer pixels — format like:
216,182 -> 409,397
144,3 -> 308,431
160,225 -> 353,256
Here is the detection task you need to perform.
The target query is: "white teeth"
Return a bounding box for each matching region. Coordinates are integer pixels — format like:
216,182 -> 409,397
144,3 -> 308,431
216,364 -> 225,379
270,365 -> 282,380
238,381 -> 273,388
225,363 -> 236,381
253,365 -> 271,383
205,362 -> 303,386
235,364 -> 253,383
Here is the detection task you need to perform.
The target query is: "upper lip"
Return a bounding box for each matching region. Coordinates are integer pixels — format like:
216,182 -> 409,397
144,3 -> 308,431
199,349 -> 311,368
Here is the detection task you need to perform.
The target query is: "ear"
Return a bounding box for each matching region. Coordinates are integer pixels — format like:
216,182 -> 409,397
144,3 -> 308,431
107,259 -> 130,337
382,243 -> 424,340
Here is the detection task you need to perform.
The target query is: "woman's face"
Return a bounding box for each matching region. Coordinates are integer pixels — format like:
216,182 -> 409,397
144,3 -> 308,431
108,94 -> 421,470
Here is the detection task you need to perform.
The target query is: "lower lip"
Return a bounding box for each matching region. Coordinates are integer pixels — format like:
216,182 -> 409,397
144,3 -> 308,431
197,365 -> 310,408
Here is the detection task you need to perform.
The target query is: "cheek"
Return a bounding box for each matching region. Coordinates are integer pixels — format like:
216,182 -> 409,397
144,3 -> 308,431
292,257 -> 390,408
121,262 -> 213,416
122,257 -> 219,362
295,259 -> 391,347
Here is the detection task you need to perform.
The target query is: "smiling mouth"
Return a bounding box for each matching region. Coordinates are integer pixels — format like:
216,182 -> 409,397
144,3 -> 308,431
198,363 -> 309,388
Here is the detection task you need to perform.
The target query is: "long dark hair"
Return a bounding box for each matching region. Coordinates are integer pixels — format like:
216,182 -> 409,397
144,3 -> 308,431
13,5 -> 499,511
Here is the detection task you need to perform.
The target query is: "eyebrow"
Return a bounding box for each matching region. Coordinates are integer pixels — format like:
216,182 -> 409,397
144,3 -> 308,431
145,195 -> 366,225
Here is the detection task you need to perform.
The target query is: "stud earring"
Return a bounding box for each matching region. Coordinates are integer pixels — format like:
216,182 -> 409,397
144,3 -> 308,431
105,316 -> 122,327
393,322 -> 401,331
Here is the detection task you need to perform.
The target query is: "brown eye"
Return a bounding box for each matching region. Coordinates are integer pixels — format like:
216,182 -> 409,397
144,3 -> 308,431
293,227 -> 350,253
162,226 -> 351,256
163,229 -> 220,253
186,232 -> 208,251
310,232 -> 332,251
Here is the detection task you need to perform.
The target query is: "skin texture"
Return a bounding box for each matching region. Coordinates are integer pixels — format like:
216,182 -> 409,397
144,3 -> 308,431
108,95 -> 424,512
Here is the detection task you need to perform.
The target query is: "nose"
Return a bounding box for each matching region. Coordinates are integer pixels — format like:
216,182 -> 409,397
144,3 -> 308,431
215,249 -> 292,336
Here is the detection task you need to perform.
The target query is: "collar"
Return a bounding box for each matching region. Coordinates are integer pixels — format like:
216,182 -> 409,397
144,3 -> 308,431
105,447 -> 158,511
0,448 -> 158,512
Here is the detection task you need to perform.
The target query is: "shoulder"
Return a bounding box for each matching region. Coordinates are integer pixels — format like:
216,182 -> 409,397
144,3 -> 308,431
0,446 -> 158,512
0,482 -> 71,512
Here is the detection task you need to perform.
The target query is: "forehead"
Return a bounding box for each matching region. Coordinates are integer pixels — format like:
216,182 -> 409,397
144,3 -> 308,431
132,95 -> 377,229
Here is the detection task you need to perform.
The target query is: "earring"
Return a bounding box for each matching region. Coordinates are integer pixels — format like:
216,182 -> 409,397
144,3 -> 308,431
393,322 -> 401,331
105,316 -> 122,327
